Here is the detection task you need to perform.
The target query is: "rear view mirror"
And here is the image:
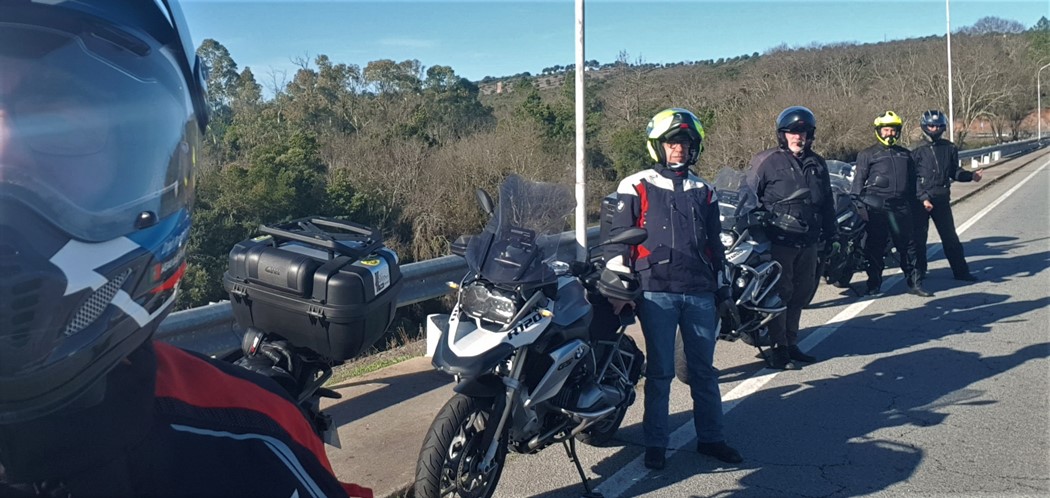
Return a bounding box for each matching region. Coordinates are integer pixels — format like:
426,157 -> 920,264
598,227 -> 647,248
450,235 -> 471,257
779,188 -> 811,204
475,189 -> 495,217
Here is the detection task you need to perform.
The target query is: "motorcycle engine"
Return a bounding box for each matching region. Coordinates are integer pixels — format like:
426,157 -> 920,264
550,359 -> 623,413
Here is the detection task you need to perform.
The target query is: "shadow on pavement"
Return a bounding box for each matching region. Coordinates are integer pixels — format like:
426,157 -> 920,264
325,368 -> 452,424
525,239 -> 1049,497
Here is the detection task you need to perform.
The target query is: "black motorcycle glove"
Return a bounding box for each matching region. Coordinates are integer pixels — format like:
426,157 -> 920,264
715,286 -> 741,331
818,229 -> 839,258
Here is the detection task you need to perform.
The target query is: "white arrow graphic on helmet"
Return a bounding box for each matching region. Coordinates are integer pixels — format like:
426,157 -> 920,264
49,237 -> 175,327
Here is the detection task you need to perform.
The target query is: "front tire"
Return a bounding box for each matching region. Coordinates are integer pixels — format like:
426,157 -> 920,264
415,394 -> 507,498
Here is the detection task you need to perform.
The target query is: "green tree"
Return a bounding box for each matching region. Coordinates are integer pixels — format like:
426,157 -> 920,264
1029,16 -> 1050,60
180,131 -> 328,308
421,65 -> 495,144
196,39 -> 240,115
608,125 -> 649,179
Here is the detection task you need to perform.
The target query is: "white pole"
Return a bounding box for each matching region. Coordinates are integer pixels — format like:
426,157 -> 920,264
946,0 -> 955,142
574,0 -> 587,263
1039,63 -> 1050,142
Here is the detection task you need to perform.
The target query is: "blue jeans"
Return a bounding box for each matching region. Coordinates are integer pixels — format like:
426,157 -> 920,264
637,291 -> 724,448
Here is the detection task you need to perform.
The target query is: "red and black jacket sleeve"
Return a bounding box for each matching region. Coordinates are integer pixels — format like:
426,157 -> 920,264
150,342 -> 373,498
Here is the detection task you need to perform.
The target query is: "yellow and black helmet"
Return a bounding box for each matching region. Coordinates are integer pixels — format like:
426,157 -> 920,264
646,108 -> 705,169
873,111 -> 903,146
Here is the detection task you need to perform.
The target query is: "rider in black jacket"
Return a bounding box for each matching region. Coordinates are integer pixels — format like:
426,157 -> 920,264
0,3 -> 369,496
745,106 -> 837,370
851,111 -> 932,297
911,110 -> 982,282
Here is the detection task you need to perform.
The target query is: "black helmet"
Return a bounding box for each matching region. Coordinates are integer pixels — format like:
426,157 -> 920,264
920,109 -> 948,139
597,268 -> 640,302
0,0 -> 209,423
775,106 -> 816,150
646,108 -> 705,170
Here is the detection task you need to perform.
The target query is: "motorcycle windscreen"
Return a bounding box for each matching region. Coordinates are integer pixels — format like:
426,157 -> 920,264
465,175 -> 575,286
712,167 -> 760,225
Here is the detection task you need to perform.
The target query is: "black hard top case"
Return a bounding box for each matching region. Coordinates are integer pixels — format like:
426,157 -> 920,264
223,217 -> 402,361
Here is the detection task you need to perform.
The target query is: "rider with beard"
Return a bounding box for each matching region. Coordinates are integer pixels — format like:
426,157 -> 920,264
604,108 -> 742,471
851,111 -> 932,298
0,2 -> 369,496
745,106 -> 837,370
911,110 -> 982,282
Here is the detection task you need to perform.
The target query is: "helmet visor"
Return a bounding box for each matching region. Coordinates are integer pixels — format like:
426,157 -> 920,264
0,19 -> 195,242
780,121 -> 813,134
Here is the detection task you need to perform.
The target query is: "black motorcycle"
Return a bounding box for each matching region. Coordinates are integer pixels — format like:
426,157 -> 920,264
804,161 -> 897,306
802,163 -> 869,307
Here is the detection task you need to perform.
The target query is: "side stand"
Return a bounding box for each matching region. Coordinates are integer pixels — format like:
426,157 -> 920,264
562,437 -> 603,498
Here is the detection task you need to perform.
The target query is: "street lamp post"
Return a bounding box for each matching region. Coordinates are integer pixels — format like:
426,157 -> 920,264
946,0 -> 954,142
1039,62 -> 1050,142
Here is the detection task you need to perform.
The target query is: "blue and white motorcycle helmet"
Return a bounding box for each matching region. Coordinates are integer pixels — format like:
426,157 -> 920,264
0,0 -> 209,423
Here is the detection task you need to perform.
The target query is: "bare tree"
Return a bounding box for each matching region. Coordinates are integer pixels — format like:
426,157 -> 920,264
957,16 -> 1027,35
949,37 -> 1017,145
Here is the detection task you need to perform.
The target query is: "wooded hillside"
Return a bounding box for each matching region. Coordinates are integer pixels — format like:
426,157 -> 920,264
179,16 -> 1050,311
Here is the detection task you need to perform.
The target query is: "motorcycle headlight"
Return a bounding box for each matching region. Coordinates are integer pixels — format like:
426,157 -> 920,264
719,231 -> 736,248
460,284 -> 520,325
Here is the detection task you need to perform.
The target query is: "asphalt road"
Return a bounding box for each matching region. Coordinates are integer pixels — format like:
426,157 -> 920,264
323,148 -> 1050,498
490,154 -> 1050,497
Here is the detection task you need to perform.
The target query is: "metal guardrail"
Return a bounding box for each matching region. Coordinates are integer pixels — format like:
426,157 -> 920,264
958,137 -> 1040,162
160,139 -> 1045,357
157,227 -> 601,357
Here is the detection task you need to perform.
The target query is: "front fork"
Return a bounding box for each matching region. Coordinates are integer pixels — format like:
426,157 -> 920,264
478,347 -> 528,472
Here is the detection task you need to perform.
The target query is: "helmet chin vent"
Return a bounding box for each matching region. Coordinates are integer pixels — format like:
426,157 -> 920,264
1,245 -> 38,346
63,269 -> 132,337
3,279 -> 41,347
0,243 -> 20,276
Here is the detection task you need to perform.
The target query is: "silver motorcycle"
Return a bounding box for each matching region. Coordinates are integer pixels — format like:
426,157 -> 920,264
676,168 -> 790,380
415,175 -> 646,498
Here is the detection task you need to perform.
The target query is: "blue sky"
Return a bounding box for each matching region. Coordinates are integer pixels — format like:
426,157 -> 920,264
181,1 -> 1049,88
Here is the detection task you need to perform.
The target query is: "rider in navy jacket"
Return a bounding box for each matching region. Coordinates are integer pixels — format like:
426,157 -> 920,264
603,109 -> 742,471
605,164 -> 725,294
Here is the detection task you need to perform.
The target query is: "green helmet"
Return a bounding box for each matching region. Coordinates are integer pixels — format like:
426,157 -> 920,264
873,111 -> 903,146
646,108 -> 705,170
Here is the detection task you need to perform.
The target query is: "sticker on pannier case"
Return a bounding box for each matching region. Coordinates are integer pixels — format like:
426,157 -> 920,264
355,254 -> 391,296
373,264 -> 391,295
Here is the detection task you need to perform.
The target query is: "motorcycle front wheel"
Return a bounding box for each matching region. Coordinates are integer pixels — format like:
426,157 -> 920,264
415,394 -> 507,498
